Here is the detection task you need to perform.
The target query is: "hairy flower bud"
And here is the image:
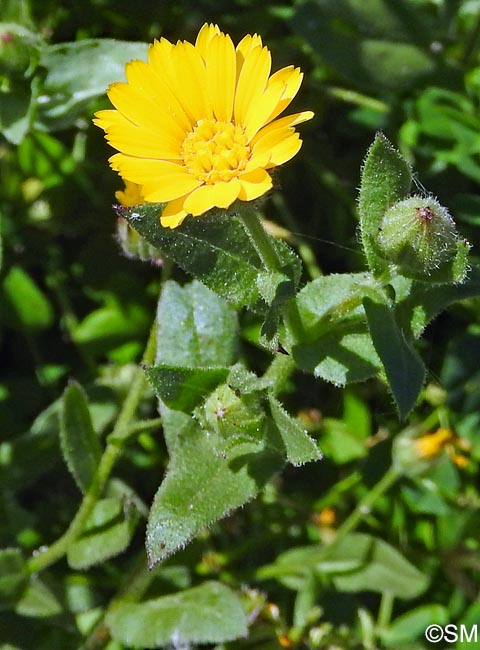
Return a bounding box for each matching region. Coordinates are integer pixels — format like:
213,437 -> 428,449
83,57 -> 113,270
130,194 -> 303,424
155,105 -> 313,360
378,195 -> 470,282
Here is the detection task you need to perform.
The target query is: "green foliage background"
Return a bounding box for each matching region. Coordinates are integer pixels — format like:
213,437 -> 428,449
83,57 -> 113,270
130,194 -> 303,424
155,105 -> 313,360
1,0 -> 480,648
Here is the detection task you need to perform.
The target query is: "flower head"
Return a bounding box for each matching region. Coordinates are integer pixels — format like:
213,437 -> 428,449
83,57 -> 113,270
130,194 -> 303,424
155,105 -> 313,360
394,426 -> 471,476
94,23 -> 313,228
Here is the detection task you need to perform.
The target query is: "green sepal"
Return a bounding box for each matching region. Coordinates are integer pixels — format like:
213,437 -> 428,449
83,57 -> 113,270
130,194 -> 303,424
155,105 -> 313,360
60,381 -> 102,494
358,133 -> 412,276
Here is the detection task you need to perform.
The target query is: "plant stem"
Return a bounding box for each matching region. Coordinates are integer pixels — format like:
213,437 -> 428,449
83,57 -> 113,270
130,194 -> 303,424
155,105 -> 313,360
27,322 -> 157,575
238,205 -> 306,342
238,204 -> 281,273
331,466 -> 400,549
377,591 -> 395,631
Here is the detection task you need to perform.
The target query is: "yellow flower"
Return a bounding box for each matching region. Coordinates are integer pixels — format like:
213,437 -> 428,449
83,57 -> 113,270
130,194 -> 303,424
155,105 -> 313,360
94,23 -> 313,228
415,427 -> 471,469
115,179 -> 145,208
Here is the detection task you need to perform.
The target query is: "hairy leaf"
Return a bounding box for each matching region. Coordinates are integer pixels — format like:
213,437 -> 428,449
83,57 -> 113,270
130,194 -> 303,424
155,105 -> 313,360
364,297 -> 425,418
107,582 -> 248,647
60,381 -> 102,493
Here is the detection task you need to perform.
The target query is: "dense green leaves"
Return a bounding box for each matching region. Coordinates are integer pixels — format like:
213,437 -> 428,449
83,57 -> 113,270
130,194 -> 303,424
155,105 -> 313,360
106,582 -> 248,647
3,3 -> 480,649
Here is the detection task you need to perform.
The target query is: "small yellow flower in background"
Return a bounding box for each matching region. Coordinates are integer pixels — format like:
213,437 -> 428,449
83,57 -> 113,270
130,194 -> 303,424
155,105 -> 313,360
415,427 -> 471,469
94,23 -> 313,228
394,426 -> 471,476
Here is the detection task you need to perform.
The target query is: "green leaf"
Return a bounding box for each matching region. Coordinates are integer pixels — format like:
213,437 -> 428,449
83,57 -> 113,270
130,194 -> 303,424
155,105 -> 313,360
363,297 -> 425,418
268,395 -> 321,466
106,581 -> 248,647
67,497 -> 139,570
331,534 -> 428,599
73,301 -> 149,355
380,604 -> 449,646
146,422 -> 283,566
291,2 -> 436,92
15,577 -> 62,617
156,280 -> 238,367
292,273 -> 384,385
358,133 -> 412,276
0,266 -> 54,332
397,265 -> 480,339
320,418 -> 367,463
60,381 -> 102,494
0,549 -> 27,606
145,365 -> 229,412
37,39 -> 148,130
259,533 -> 428,599
123,206 -> 300,311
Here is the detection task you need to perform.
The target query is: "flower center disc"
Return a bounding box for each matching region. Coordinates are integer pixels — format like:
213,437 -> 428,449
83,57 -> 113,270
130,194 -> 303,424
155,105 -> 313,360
182,119 -> 251,184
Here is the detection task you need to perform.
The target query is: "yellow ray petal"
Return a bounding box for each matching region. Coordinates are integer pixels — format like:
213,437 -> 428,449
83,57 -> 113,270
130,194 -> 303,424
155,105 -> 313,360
161,195 -> 190,228
184,179 -> 241,215
110,154 -> 201,202
93,109 -> 121,129
125,58 -> 192,133
99,111 -> 182,159
234,44 -> 271,127
195,23 -> 221,59
251,110 -> 314,146
264,67 -> 304,123
167,41 -> 213,123
243,80 -> 288,142
107,82 -> 186,142
251,125 -> 303,166
238,168 -> 272,200
205,33 -> 236,122
235,33 -> 263,78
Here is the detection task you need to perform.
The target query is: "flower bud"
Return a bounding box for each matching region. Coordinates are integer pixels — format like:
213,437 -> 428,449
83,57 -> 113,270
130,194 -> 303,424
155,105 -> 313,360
200,384 -> 264,439
0,27 -> 37,81
378,195 -> 470,282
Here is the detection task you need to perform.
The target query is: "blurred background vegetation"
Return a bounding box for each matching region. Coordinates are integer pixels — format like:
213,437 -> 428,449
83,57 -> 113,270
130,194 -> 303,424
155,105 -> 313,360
1,0 -> 480,648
